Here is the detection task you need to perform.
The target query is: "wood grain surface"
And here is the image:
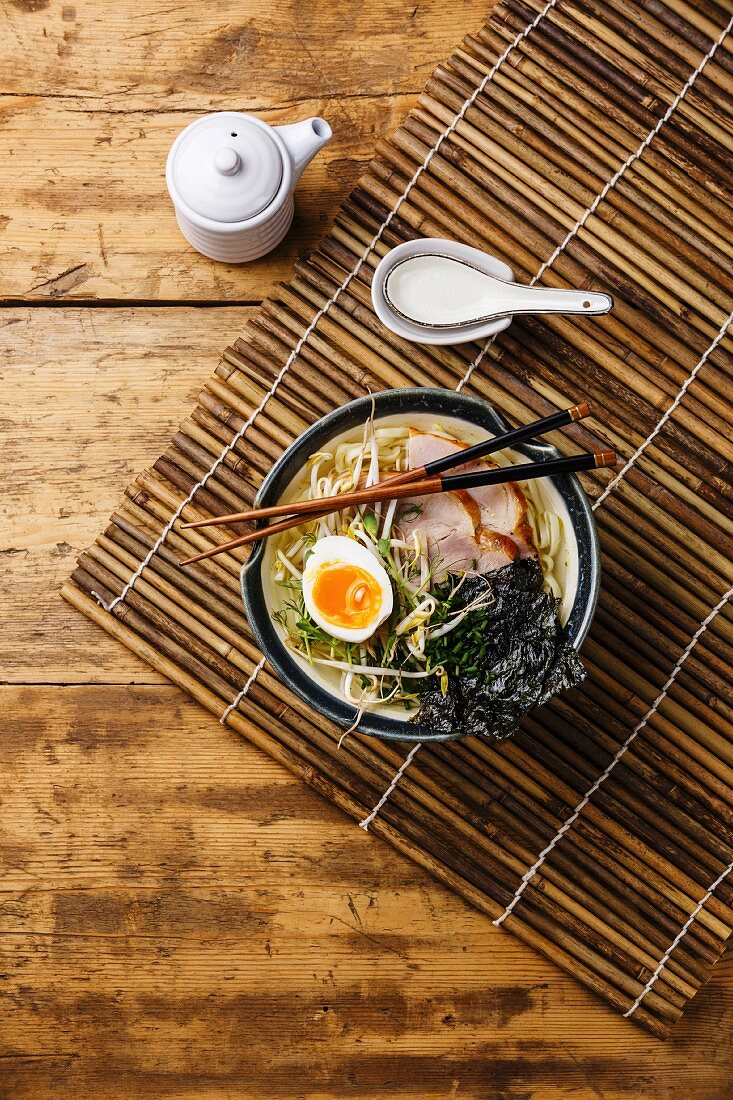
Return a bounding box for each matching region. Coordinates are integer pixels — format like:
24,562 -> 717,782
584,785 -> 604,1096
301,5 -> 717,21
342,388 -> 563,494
2,0 -> 733,1095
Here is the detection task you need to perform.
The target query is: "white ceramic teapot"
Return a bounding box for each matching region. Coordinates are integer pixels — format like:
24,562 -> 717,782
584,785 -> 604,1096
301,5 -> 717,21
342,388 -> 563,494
166,111 -> 332,263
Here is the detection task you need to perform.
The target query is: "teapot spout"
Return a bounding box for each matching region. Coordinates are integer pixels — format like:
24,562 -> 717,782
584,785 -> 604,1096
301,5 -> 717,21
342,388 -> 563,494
277,117 -> 332,184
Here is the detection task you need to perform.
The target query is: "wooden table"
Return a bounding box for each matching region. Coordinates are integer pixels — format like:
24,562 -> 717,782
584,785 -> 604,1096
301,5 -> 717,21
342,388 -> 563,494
2,2 -> 731,1095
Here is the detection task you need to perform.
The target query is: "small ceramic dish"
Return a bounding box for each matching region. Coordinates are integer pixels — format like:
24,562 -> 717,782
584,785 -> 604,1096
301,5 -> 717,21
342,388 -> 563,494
242,388 -> 600,742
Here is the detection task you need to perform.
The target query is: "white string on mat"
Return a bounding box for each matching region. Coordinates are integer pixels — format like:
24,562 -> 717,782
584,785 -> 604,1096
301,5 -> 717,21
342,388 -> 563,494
593,310 -> 733,511
358,743 -> 422,831
93,0 -> 560,620
209,0 -> 560,724
624,857 -> 733,1017
360,12 -> 733,827
492,580 -> 733,927
220,656 -> 267,725
457,10 -> 733,395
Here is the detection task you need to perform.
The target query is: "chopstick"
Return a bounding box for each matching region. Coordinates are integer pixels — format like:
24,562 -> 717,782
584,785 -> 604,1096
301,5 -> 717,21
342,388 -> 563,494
179,450 -> 616,566
181,402 -> 591,533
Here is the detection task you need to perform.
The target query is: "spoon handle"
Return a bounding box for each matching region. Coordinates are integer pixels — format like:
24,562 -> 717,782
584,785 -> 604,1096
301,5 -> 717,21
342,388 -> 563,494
489,282 -> 612,318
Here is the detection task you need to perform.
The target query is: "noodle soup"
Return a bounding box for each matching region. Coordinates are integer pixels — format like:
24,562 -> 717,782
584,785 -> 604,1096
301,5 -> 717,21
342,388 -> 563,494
262,412 -> 579,724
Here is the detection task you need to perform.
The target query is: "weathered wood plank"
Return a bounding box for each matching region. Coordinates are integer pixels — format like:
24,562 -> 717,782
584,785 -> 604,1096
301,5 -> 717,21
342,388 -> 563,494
1,306 -> 254,682
0,0 -> 495,302
0,0 -> 482,105
1,685 -> 731,1099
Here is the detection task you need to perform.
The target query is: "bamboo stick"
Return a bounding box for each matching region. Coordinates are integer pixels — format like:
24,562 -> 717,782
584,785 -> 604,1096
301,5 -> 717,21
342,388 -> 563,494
411,92 -> 730,391
67,550 -> 726,1029
600,566 -> 733,672
386,122 -> 725,343
505,723 -> 733,903
222,340 -> 352,422
413,94 -> 733,311
110,511 -> 243,614
549,693 -> 733,820
526,708 -> 733,864
422,66 -> 730,277
485,5 -> 733,193
594,593 -> 733,703
523,0 -> 733,150
589,0 -> 733,98
644,0 -> 733,69
402,112 -> 732,334
74,581 -> 683,1037
466,25 -> 733,245
116,498 -> 242,587
563,687 -> 733,813
349,157 -> 730,418
599,491 -> 733,590
330,190 -> 730,550
366,120 -> 733,421
129,470 -> 251,569
580,653 -> 733,777
409,742 -> 713,985
345,742 -> 689,1008
433,740 -> 722,966
82,503 -> 730,950
463,737 -> 733,935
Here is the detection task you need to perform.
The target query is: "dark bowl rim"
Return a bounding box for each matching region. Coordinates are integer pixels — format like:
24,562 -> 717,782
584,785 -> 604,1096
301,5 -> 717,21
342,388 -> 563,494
241,387 -> 600,743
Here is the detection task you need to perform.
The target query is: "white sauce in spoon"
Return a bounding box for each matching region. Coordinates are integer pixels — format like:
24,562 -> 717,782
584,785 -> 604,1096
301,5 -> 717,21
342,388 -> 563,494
385,254 -> 491,326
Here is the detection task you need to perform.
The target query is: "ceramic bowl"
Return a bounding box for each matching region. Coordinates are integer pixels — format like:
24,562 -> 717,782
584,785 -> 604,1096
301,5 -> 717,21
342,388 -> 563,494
242,388 -> 600,742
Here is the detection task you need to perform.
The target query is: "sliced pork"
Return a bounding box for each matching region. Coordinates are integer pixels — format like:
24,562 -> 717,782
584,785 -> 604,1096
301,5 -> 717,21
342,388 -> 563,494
403,490 -> 488,575
398,429 -> 537,578
469,479 -> 536,561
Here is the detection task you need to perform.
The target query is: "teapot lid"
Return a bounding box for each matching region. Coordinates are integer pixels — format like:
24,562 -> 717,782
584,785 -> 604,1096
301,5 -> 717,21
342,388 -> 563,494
167,112 -> 283,224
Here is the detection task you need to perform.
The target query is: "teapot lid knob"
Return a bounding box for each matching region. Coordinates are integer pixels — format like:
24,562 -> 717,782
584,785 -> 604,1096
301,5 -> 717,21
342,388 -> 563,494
166,113 -> 284,224
214,147 -> 242,177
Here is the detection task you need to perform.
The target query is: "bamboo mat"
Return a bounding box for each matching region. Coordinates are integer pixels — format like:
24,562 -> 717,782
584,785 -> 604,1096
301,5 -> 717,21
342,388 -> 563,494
63,0 -> 733,1037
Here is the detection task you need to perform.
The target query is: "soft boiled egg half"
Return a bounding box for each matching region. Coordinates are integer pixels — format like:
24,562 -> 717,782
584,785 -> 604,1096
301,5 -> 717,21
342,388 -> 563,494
302,535 -> 393,643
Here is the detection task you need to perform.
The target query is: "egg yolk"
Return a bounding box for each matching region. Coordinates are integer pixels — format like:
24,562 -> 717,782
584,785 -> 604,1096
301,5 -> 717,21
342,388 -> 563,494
311,562 -> 383,630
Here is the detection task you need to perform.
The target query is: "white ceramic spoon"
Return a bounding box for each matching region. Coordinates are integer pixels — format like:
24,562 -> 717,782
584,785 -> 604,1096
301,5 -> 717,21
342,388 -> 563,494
384,253 -> 612,328
370,238 -> 613,346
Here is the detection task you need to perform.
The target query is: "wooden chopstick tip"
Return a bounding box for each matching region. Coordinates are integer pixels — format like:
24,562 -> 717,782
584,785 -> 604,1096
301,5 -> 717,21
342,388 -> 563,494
570,401 -> 591,421
180,549 -> 217,566
181,518 -> 215,530
595,450 -> 618,468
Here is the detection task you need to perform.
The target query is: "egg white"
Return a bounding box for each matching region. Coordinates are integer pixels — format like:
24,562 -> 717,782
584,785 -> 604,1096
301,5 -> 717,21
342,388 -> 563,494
302,535 -> 393,643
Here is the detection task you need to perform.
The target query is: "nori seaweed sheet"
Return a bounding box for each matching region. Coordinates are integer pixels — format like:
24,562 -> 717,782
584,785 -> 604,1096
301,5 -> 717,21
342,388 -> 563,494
413,558 -> 585,740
